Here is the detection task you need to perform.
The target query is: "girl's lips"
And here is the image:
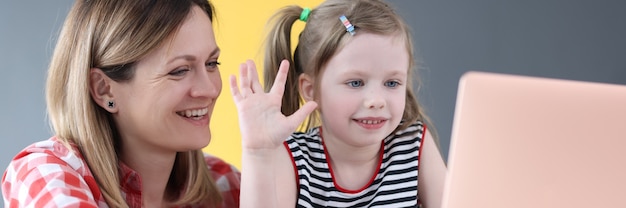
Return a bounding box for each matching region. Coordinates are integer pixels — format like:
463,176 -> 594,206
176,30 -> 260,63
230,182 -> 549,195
353,118 -> 387,130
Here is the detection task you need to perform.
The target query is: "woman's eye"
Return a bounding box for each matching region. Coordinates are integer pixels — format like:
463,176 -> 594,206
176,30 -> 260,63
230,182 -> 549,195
347,80 -> 363,88
206,61 -> 221,69
385,80 -> 401,88
169,68 -> 190,76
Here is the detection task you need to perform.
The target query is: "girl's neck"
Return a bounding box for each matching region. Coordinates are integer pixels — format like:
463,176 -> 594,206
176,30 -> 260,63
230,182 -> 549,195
324,137 -> 380,165
323,132 -> 382,190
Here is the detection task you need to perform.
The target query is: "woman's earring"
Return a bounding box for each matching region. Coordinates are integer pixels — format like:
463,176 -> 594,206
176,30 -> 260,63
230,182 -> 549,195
107,101 -> 115,108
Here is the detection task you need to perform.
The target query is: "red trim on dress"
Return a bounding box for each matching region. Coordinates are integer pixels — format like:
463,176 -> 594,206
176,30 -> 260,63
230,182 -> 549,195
284,141 -> 300,188
322,127 -> 384,194
418,124 -> 427,172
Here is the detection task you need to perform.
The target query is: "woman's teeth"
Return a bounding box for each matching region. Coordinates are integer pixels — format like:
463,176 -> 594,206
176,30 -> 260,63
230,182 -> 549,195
177,108 -> 208,118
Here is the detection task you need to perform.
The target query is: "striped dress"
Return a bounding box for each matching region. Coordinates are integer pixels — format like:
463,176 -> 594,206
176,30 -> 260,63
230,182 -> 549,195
283,121 -> 424,207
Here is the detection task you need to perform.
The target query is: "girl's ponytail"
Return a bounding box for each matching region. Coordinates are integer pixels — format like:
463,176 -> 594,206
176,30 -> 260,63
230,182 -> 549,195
263,6 -> 306,116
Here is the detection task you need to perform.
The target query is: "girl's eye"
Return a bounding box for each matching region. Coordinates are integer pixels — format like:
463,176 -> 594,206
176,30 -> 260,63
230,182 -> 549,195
169,68 -> 190,76
385,80 -> 401,88
347,80 -> 363,88
206,61 -> 221,70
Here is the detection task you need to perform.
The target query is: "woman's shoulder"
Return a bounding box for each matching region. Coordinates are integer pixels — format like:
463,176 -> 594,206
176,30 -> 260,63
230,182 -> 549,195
6,137 -> 90,173
2,137 -> 101,207
203,154 -> 240,176
203,153 -> 240,207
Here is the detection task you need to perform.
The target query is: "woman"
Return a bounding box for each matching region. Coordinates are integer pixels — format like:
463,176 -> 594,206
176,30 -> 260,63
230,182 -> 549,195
1,0 -> 239,207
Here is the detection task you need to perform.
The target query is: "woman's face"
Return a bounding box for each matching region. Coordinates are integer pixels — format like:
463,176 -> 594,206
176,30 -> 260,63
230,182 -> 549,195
111,6 -> 221,154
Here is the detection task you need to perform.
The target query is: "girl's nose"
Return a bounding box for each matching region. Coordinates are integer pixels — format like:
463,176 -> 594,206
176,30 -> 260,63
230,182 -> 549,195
363,91 -> 386,109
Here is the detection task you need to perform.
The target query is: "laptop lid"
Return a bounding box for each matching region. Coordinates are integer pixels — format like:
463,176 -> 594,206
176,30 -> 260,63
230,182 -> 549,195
442,71 -> 626,208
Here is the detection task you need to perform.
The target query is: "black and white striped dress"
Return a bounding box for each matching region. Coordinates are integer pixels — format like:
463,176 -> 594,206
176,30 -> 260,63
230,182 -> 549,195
283,121 -> 424,207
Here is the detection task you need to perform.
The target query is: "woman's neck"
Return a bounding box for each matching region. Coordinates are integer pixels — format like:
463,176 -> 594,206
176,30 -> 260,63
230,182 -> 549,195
120,145 -> 177,206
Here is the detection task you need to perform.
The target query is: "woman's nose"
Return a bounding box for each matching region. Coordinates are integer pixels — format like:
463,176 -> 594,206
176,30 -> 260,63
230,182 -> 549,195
190,70 -> 222,98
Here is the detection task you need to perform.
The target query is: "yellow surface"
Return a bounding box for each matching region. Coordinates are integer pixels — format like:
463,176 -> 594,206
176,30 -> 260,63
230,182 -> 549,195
205,0 -> 322,169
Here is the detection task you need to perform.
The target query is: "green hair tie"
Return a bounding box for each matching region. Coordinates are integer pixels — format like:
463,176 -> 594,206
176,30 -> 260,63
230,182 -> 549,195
299,8 -> 311,22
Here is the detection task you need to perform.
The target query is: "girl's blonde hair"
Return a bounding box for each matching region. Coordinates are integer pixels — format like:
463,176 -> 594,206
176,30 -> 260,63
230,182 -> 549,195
46,0 -> 221,206
263,0 -> 439,146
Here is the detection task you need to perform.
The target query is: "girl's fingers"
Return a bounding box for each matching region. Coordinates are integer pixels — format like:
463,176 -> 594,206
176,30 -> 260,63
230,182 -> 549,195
245,60 -> 264,93
229,74 -> 241,102
288,101 -> 318,127
239,62 -> 252,96
269,60 -> 290,96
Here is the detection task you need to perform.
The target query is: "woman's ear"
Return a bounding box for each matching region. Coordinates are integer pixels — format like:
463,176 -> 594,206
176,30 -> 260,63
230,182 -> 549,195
89,68 -> 118,113
299,73 -> 315,102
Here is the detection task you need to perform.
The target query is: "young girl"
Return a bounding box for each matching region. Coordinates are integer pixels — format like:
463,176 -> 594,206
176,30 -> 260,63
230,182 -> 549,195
230,0 -> 446,207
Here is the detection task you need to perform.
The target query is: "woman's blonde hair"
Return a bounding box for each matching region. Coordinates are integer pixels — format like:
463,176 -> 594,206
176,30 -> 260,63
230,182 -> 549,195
263,0 -> 439,146
46,0 -> 221,206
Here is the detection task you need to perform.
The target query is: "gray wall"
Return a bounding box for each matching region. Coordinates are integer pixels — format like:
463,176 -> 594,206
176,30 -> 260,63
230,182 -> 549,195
388,0 -> 626,161
1,0 -> 74,204
1,0 -> 625,203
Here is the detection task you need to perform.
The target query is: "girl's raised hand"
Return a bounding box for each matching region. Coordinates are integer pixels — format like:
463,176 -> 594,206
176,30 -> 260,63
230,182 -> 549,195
230,59 -> 317,150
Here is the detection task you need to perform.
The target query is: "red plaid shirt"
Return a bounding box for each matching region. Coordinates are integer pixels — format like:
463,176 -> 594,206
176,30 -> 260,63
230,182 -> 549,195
2,137 -> 240,208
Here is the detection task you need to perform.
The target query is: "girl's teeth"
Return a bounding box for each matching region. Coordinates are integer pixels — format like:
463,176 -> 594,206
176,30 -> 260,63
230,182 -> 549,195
361,120 -> 380,124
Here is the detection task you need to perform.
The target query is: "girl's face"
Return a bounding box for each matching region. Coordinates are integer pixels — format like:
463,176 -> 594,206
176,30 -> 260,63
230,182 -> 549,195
111,6 -> 221,155
316,33 -> 409,147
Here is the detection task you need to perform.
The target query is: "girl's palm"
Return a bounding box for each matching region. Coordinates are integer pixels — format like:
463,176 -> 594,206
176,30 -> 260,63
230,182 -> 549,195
230,60 -> 317,150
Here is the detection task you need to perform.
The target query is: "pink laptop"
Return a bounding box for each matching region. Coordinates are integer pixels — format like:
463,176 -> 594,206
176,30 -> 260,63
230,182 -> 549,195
442,71 -> 626,208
